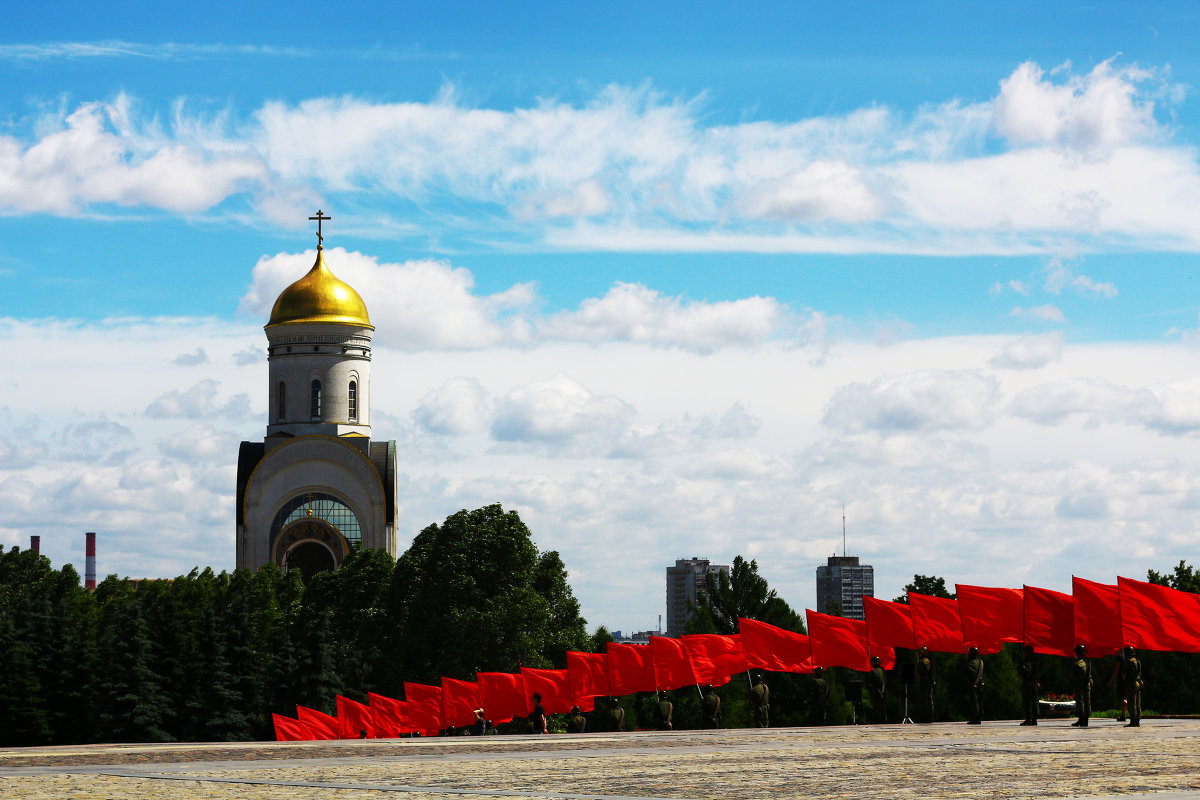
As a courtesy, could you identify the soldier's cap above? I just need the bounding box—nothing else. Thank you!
[474,708,484,714]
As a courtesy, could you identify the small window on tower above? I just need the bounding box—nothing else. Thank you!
[348,380,358,421]
[311,380,322,419]
[277,382,286,422]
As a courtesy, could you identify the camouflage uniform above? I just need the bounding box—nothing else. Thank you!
[1070,645,1092,727]
[750,675,770,728]
[964,646,985,724]
[1122,647,1142,728]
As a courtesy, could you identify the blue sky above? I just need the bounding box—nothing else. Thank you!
[4,2,1200,631]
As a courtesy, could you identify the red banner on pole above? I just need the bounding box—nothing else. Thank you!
[909,593,965,653]
[403,682,444,735]
[649,636,697,690]
[476,672,527,724]
[272,713,313,741]
[863,596,913,666]
[565,651,608,711]
[607,642,657,695]
[956,584,1023,654]
[441,677,483,729]
[738,618,813,674]
[1023,585,1074,657]
[295,705,338,740]
[521,668,573,714]
[336,695,375,739]
[682,634,745,686]
[1118,575,1200,653]
[1072,576,1122,656]
[368,692,408,737]
[806,609,871,671]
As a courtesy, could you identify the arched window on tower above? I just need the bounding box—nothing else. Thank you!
[348,380,358,422]
[277,381,286,422]
[310,380,322,419]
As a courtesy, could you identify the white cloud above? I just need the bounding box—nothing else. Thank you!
[145,379,252,420]
[414,377,492,435]
[1009,377,1200,435]
[1043,258,1118,298]
[491,374,635,444]
[1009,304,1067,323]
[173,347,208,366]
[0,59,1195,254]
[991,60,1160,151]
[990,332,1065,370]
[822,370,1001,433]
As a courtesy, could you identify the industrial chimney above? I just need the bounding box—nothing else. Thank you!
[30,535,40,555]
[85,531,96,590]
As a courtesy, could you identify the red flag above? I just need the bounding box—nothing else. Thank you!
[476,672,527,724]
[681,634,745,686]
[863,596,913,667]
[909,593,965,653]
[1119,576,1200,653]
[272,713,313,741]
[336,695,375,739]
[738,617,813,674]
[956,584,1024,655]
[649,636,697,690]
[441,677,482,729]
[607,642,656,695]
[521,668,573,715]
[806,609,871,671]
[1023,585,1074,657]
[403,682,444,735]
[296,705,338,740]
[1073,576,1122,656]
[368,692,408,737]
[565,651,608,711]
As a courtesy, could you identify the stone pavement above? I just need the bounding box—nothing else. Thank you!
[3,717,1200,799]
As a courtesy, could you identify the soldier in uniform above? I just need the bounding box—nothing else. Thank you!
[1019,645,1039,726]
[916,646,936,723]
[750,673,770,728]
[811,667,830,726]
[700,685,722,728]
[1122,646,1143,728]
[654,691,674,730]
[964,646,985,724]
[567,705,588,733]
[868,655,887,724]
[1070,644,1092,727]
[606,697,625,732]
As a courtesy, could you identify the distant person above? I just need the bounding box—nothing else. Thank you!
[1019,645,1039,726]
[810,667,830,726]
[567,705,588,733]
[750,673,770,728]
[964,646,984,724]
[1122,646,1143,728]
[916,646,936,723]
[701,685,721,728]
[654,691,674,730]
[529,692,547,734]
[868,655,887,724]
[606,697,625,732]
[1070,645,1092,728]
[471,708,487,736]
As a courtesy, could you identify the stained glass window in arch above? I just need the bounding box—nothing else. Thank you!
[269,493,361,548]
[348,380,357,421]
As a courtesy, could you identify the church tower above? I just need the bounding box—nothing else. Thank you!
[236,213,397,579]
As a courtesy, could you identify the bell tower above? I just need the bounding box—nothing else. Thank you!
[235,212,397,578]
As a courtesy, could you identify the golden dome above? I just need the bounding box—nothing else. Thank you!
[266,249,373,329]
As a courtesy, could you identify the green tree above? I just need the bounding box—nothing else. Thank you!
[385,504,589,684]
[894,574,954,602]
[686,556,804,635]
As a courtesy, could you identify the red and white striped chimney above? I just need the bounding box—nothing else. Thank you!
[30,535,40,555]
[85,531,96,589]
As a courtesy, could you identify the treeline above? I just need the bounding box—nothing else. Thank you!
[0,504,591,746]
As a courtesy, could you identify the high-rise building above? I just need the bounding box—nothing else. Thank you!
[815,555,874,620]
[666,557,729,636]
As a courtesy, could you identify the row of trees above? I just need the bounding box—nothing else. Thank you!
[2,508,1198,745]
[0,504,590,746]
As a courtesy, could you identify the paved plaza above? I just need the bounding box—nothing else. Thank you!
[3,718,1199,799]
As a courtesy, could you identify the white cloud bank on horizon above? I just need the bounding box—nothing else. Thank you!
[3,257,1200,630]
[0,58,1196,254]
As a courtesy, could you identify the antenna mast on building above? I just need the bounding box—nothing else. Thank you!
[842,503,847,558]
